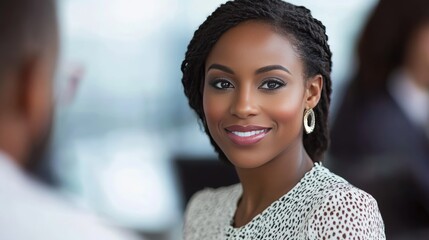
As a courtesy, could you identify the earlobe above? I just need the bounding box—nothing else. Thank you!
[305,75,323,109]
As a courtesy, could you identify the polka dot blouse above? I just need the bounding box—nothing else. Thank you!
[184,163,386,240]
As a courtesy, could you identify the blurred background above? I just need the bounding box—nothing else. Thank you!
[34,0,422,239]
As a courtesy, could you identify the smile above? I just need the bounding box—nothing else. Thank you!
[225,125,271,146]
[231,129,266,137]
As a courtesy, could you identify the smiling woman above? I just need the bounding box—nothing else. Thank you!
[203,21,314,170]
[181,0,386,239]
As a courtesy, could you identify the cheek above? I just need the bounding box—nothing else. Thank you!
[202,89,229,126]
[418,28,429,57]
[264,89,305,129]
[409,27,429,65]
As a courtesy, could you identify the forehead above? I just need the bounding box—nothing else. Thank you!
[205,21,302,75]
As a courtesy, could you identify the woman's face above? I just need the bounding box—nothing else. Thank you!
[203,21,322,169]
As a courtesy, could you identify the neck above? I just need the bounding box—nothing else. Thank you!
[234,141,314,226]
[404,65,429,91]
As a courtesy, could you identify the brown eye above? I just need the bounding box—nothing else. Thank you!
[211,79,234,89]
[259,78,286,90]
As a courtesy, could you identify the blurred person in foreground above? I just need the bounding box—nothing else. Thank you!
[329,0,429,238]
[0,1,143,239]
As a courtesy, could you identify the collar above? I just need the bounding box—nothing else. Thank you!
[0,150,20,172]
[0,150,28,185]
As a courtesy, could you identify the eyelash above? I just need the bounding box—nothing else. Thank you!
[209,78,286,90]
[210,79,234,89]
[259,78,286,90]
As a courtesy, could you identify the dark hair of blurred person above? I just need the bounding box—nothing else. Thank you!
[329,0,429,238]
[0,1,143,240]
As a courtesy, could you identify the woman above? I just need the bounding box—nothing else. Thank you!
[181,0,385,239]
[330,0,429,237]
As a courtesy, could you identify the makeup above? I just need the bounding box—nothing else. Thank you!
[225,125,271,146]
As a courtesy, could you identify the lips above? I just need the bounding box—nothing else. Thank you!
[225,125,271,146]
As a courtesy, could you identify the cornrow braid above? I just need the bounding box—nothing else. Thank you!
[181,0,333,162]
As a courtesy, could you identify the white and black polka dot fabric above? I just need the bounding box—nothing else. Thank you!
[184,163,386,239]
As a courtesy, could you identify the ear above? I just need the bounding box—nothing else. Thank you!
[304,74,323,109]
[16,56,54,139]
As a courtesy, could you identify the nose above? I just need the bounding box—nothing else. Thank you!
[230,86,259,119]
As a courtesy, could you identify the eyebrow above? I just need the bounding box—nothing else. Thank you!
[206,64,292,75]
[207,64,234,74]
[255,65,291,75]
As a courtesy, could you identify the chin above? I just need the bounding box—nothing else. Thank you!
[225,151,272,169]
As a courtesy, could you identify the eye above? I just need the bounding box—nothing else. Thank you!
[259,78,286,90]
[210,79,234,89]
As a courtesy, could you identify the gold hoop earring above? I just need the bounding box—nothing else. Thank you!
[304,108,315,134]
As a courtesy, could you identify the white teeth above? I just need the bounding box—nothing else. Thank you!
[231,130,265,137]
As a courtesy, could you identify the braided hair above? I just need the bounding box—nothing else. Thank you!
[181,0,332,163]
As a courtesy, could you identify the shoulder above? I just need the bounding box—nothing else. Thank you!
[185,184,241,221]
[183,184,241,239]
[307,170,386,239]
[187,184,240,208]
[0,179,142,240]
